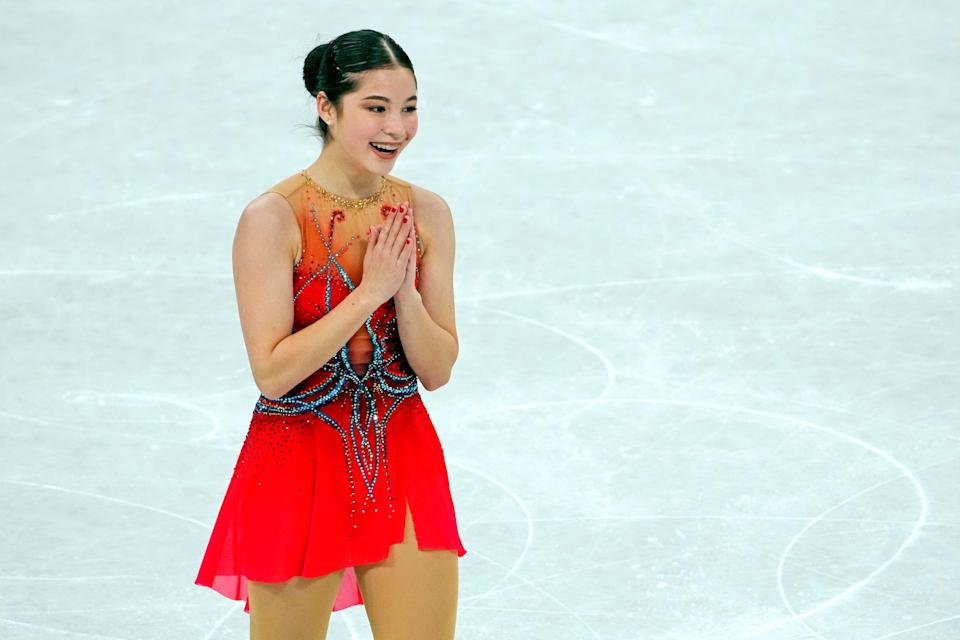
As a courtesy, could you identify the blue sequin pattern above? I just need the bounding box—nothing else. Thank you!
[250,172,424,534]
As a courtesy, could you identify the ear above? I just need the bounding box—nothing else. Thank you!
[316,91,334,126]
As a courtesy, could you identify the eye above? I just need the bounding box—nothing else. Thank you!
[366,106,418,113]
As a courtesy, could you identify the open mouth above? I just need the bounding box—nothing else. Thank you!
[370,142,399,158]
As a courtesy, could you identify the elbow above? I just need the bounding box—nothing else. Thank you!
[251,348,292,399]
[264,379,294,400]
[421,377,448,392]
[421,365,454,392]
[419,338,458,392]
[257,379,281,400]
[254,370,286,400]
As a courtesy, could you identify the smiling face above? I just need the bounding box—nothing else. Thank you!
[318,66,419,176]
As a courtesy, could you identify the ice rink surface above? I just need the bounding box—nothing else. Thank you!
[1,1,957,639]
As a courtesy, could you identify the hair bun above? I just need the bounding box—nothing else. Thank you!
[303,44,327,96]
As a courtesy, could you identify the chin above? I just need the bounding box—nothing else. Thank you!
[369,158,398,172]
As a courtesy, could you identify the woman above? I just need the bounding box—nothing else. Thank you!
[194,29,467,640]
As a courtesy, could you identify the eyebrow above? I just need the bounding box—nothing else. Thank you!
[362,95,418,102]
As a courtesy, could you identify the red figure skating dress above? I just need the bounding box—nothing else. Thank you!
[194,170,467,613]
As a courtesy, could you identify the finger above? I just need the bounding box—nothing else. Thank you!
[389,207,412,258]
[397,204,415,248]
[393,210,411,257]
[386,207,403,241]
[372,212,392,252]
[399,232,414,265]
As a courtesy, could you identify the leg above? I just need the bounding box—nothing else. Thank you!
[247,569,345,640]
[354,502,460,640]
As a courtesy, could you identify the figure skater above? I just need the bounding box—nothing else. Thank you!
[194,28,467,640]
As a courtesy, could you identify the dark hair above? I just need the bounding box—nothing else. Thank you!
[302,30,416,145]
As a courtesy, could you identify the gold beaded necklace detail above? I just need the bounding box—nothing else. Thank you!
[300,170,387,209]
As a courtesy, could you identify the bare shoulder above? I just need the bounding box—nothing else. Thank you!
[243,191,297,226]
[409,183,454,257]
[238,192,301,265]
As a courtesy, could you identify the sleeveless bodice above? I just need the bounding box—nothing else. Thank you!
[254,170,424,398]
[194,170,467,613]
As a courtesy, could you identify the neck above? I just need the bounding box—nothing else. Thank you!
[305,145,384,199]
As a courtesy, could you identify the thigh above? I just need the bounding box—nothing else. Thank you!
[247,570,345,640]
[355,503,460,640]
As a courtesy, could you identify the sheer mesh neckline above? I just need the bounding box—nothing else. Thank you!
[299,170,389,209]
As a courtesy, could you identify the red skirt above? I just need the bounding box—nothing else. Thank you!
[193,390,467,613]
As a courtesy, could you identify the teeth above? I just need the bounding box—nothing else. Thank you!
[371,143,399,151]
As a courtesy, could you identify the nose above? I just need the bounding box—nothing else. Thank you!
[383,111,405,139]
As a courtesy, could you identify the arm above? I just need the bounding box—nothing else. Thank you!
[393,189,459,391]
[232,194,380,399]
